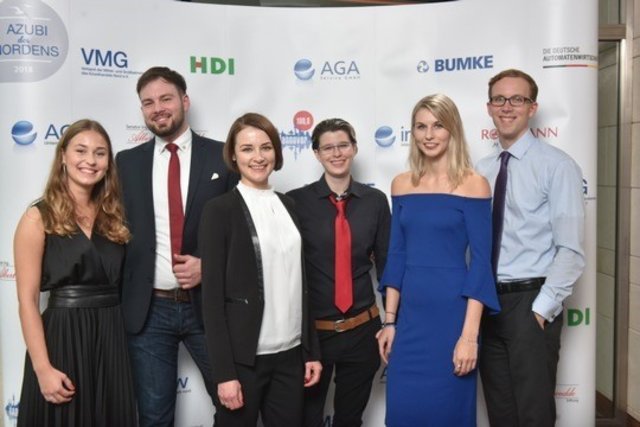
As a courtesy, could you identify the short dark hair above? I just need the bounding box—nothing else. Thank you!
[311,118,357,150]
[136,66,187,96]
[488,68,538,101]
[223,113,284,173]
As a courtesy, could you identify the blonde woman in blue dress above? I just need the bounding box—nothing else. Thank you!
[377,94,500,426]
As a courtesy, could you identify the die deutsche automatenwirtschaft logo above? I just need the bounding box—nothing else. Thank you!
[0,0,69,82]
[11,120,37,145]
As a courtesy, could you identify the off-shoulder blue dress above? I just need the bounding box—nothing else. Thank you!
[380,194,500,427]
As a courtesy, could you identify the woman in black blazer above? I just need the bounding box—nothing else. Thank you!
[199,113,321,426]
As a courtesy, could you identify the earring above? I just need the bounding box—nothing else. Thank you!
[62,163,67,174]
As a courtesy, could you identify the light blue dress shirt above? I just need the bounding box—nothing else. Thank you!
[476,132,585,322]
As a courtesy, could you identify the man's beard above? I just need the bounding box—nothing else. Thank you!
[147,111,185,140]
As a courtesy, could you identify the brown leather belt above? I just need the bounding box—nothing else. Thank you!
[315,304,379,333]
[153,288,190,303]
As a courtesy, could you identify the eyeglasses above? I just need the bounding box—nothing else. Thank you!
[489,95,533,107]
[317,142,353,155]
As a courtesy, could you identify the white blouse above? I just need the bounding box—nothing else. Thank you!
[237,182,303,355]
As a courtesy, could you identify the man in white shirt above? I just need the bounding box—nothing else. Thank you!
[116,66,237,427]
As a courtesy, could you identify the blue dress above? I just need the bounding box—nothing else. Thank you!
[380,194,500,427]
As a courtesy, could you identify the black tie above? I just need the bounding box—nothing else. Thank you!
[492,151,511,278]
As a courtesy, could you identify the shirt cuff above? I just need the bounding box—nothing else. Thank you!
[532,290,563,322]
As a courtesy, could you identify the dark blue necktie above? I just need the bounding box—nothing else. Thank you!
[492,151,511,278]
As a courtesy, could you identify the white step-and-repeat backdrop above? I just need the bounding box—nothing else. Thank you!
[1,0,597,425]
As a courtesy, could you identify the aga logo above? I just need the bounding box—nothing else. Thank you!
[294,59,315,80]
[294,58,360,81]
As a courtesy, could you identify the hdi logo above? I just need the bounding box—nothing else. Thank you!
[190,56,235,75]
[567,308,590,326]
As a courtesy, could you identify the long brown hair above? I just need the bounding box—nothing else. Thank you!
[408,94,472,190]
[39,119,130,244]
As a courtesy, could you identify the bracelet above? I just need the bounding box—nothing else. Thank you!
[385,311,397,316]
[459,336,478,344]
[381,322,396,328]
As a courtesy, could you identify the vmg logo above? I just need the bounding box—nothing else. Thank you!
[81,48,128,68]
[191,56,235,75]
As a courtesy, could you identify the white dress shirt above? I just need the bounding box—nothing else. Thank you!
[152,129,192,290]
[237,182,303,355]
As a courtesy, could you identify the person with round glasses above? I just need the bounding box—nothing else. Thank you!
[287,118,391,427]
[477,68,585,427]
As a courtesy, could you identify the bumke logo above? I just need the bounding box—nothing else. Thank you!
[294,58,360,81]
[416,60,429,73]
[0,0,69,83]
[11,120,37,145]
[190,56,235,75]
[417,55,494,73]
[280,110,313,159]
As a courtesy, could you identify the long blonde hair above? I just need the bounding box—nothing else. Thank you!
[408,94,472,190]
[39,119,130,244]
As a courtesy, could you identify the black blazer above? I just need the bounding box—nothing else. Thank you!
[199,188,320,384]
[116,132,237,334]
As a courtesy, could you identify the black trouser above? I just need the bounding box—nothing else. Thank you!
[214,346,304,427]
[480,289,563,427]
[304,317,381,427]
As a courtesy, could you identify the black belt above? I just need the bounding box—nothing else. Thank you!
[496,277,546,294]
[48,285,119,308]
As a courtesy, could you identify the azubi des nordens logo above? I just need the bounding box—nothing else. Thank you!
[0,0,69,82]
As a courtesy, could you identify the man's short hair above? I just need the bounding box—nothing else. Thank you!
[488,68,538,101]
[136,66,187,96]
[311,118,357,151]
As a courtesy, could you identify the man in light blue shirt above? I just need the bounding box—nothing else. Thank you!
[476,69,585,427]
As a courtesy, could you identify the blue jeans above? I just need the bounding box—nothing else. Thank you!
[128,296,215,427]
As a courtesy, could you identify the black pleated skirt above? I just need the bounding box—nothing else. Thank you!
[17,305,137,427]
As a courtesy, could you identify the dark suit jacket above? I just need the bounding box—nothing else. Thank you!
[116,131,237,334]
[199,188,321,384]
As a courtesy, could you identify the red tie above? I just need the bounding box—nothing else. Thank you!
[166,143,184,265]
[330,195,352,313]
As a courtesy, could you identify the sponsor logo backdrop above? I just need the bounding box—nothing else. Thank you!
[0,0,597,425]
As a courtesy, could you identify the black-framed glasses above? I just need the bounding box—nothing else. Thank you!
[489,95,533,107]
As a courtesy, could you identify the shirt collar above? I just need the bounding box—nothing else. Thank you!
[155,127,193,154]
[497,131,536,162]
[313,174,361,199]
